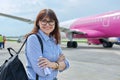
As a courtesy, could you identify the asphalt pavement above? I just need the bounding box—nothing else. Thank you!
[0,41,120,80]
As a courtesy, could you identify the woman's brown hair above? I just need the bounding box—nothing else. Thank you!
[27,9,61,44]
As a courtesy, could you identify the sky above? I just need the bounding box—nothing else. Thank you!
[0,0,120,36]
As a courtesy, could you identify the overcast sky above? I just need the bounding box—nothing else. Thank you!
[0,0,120,36]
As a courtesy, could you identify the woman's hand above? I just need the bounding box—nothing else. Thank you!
[37,57,53,68]
[57,54,65,62]
[56,54,66,70]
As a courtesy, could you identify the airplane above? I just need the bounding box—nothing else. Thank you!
[0,10,120,48]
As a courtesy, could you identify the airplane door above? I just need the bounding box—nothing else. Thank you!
[102,17,110,27]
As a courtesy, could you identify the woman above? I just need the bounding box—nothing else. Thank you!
[25,9,69,80]
[3,36,6,48]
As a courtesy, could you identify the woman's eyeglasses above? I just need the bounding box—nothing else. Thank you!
[40,19,55,26]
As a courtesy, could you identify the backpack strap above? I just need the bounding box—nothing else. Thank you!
[7,36,27,56]
[35,34,43,80]
[17,34,43,54]
[35,34,43,53]
[17,37,27,54]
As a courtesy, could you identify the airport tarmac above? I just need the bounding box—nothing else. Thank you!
[0,41,120,80]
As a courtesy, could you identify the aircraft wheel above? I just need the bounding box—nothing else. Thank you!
[67,41,73,48]
[72,41,78,48]
[103,42,113,48]
[108,42,113,48]
[103,42,109,48]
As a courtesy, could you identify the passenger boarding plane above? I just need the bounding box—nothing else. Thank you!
[0,10,120,48]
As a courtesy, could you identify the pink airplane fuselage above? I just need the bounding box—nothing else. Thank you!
[70,11,120,39]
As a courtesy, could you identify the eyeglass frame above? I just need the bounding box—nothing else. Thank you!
[40,19,55,26]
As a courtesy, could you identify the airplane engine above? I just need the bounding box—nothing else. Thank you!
[108,37,118,42]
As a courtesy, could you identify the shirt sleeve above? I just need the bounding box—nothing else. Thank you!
[26,34,51,77]
[58,44,70,72]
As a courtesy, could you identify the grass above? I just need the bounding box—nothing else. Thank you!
[61,38,87,43]
[6,38,87,43]
[6,39,17,42]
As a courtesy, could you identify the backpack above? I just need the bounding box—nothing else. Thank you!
[0,34,43,80]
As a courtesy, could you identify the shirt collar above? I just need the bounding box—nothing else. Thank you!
[38,29,54,41]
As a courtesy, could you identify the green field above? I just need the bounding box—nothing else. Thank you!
[6,37,87,43]
[61,38,87,43]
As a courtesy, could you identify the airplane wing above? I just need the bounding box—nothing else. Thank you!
[60,26,86,35]
[73,29,106,38]
[69,29,86,34]
[61,27,106,38]
[0,13,73,34]
[0,13,69,33]
[0,13,34,24]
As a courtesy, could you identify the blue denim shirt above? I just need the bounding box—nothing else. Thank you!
[25,30,69,80]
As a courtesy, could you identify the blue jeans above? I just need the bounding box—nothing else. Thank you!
[53,77,57,80]
[0,42,3,48]
[0,42,1,48]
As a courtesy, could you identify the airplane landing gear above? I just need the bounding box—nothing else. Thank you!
[102,42,113,48]
[67,41,78,48]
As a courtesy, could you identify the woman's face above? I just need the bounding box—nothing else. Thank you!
[38,17,55,36]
